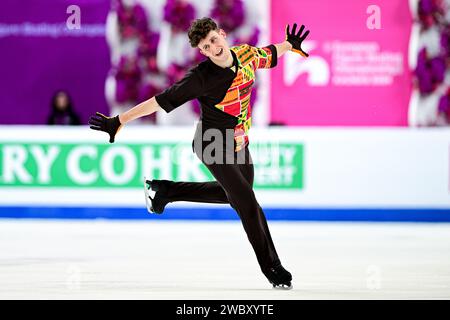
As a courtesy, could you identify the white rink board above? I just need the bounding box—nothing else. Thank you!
[0,126,449,208]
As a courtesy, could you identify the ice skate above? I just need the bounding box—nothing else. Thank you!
[144,178,171,214]
[264,265,293,290]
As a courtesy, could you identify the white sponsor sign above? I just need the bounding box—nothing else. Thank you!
[0,126,449,208]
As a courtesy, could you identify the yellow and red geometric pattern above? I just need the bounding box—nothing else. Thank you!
[215,44,274,151]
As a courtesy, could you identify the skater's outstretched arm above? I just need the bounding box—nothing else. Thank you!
[88,97,162,143]
[119,96,162,125]
[89,58,204,143]
[272,23,310,59]
[274,40,293,58]
[283,23,310,57]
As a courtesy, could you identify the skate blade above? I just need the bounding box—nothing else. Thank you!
[272,283,293,290]
[144,177,159,214]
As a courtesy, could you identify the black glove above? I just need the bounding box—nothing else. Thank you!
[88,112,122,143]
[285,23,310,57]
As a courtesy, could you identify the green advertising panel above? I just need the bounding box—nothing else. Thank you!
[0,142,303,189]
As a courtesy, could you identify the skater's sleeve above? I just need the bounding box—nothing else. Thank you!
[155,69,204,113]
[250,45,278,69]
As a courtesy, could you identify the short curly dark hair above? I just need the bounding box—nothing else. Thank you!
[188,17,219,48]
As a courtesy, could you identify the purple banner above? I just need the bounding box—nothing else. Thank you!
[0,0,110,124]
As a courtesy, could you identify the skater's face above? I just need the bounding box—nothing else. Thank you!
[197,29,231,64]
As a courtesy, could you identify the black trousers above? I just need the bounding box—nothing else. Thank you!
[164,145,281,274]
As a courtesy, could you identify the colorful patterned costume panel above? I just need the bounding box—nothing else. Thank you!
[216,45,275,151]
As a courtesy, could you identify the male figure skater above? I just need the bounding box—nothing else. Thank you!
[89,17,309,289]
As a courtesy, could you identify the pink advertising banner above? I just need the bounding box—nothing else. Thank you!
[270,0,413,126]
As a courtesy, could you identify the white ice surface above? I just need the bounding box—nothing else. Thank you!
[0,219,449,299]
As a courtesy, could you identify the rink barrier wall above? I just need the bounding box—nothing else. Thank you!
[1,126,449,221]
[0,206,450,222]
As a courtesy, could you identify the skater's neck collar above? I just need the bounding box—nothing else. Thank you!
[208,49,238,74]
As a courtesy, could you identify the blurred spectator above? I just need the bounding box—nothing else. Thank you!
[105,0,266,126]
[409,0,450,126]
[47,91,81,125]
